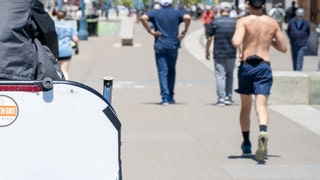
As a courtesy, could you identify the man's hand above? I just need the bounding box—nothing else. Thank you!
[238,52,243,61]
[177,31,187,40]
[151,30,162,37]
[205,51,210,60]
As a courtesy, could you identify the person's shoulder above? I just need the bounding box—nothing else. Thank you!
[237,15,251,23]
[240,15,275,25]
[242,15,263,24]
[212,16,220,22]
[146,9,158,18]
[262,15,280,25]
[269,8,275,13]
[57,21,74,28]
[288,17,296,23]
[220,16,236,22]
[303,18,310,25]
[54,20,62,26]
[158,7,175,13]
[263,14,276,20]
[303,18,310,22]
[228,16,237,21]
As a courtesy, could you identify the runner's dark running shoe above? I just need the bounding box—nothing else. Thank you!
[241,142,252,156]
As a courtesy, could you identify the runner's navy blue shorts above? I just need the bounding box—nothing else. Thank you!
[235,57,273,95]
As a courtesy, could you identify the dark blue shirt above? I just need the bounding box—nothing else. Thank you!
[207,15,236,60]
[147,7,185,49]
[287,17,310,47]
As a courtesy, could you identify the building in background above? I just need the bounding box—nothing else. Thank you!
[297,0,319,24]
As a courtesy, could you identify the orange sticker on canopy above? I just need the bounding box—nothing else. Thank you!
[0,95,19,127]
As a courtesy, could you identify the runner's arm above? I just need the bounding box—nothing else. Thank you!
[232,20,245,48]
[271,26,287,53]
[232,20,245,60]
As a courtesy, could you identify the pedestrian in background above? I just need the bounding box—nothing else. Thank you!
[140,0,191,105]
[284,1,297,24]
[232,0,287,160]
[196,4,204,19]
[51,2,58,17]
[55,9,79,80]
[237,3,248,19]
[287,8,310,71]
[200,5,215,38]
[229,4,238,19]
[269,2,285,31]
[205,1,236,107]
[75,7,82,32]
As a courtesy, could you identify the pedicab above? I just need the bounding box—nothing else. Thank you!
[0,77,122,180]
[0,1,121,179]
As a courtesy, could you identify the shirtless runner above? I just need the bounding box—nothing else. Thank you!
[232,0,287,161]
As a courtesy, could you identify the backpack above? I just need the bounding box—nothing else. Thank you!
[271,8,283,23]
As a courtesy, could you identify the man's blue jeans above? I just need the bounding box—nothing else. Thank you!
[155,48,178,100]
[290,45,307,71]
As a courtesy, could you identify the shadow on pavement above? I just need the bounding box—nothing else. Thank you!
[228,154,281,164]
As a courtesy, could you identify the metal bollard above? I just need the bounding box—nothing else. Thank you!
[103,76,113,104]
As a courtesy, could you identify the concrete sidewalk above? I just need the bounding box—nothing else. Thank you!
[70,19,320,180]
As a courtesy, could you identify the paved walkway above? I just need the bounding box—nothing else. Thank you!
[69,18,320,180]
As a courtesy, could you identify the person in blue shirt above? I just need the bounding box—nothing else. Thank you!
[55,9,79,80]
[287,8,310,71]
[141,0,191,105]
